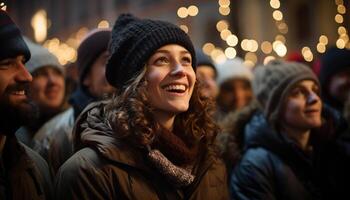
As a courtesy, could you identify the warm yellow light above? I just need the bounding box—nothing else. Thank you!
[277,22,288,34]
[340,34,349,43]
[177,7,188,18]
[275,34,286,43]
[225,47,237,59]
[241,39,249,51]
[261,41,273,54]
[301,47,313,62]
[180,25,188,33]
[76,27,89,41]
[97,20,109,28]
[226,34,238,46]
[338,26,347,35]
[270,0,280,9]
[273,41,287,57]
[335,14,344,23]
[216,20,229,32]
[220,29,232,40]
[31,9,47,43]
[219,0,231,8]
[273,10,283,21]
[249,40,259,52]
[243,60,255,68]
[317,43,326,53]
[211,48,226,64]
[202,43,215,55]
[335,0,344,6]
[245,52,257,64]
[188,5,199,16]
[219,6,230,16]
[337,5,346,14]
[319,35,328,45]
[264,56,276,65]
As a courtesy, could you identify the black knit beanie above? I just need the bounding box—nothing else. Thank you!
[253,60,320,125]
[106,13,196,89]
[0,10,30,62]
[77,28,111,85]
[195,48,217,78]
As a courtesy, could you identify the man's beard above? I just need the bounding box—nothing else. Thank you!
[0,83,39,135]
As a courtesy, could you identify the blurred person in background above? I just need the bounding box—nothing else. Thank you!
[195,49,218,99]
[229,60,350,199]
[0,10,52,200]
[55,13,229,199]
[319,47,350,113]
[215,58,253,122]
[33,28,115,175]
[16,38,66,149]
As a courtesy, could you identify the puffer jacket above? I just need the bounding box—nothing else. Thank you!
[0,136,53,200]
[229,107,350,200]
[55,101,229,200]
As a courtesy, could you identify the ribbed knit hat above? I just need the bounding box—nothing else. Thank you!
[77,28,111,85]
[106,13,196,89]
[24,37,63,74]
[195,48,217,78]
[0,10,30,62]
[253,60,320,124]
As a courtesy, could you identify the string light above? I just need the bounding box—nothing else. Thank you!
[177,7,188,18]
[188,5,199,16]
[202,43,215,55]
[225,47,237,59]
[179,25,189,33]
[97,20,109,28]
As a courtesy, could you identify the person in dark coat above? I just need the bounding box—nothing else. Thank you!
[229,60,350,200]
[33,28,115,175]
[55,13,229,200]
[0,10,52,200]
[319,47,350,113]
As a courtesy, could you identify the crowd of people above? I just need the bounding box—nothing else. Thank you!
[1,9,350,200]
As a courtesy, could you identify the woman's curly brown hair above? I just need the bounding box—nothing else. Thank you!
[105,67,218,148]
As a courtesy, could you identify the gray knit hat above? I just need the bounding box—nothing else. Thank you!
[253,60,320,124]
[24,37,63,74]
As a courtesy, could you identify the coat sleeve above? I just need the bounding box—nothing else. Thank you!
[54,148,116,200]
[230,148,277,200]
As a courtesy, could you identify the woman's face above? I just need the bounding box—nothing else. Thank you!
[282,80,322,130]
[146,44,196,115]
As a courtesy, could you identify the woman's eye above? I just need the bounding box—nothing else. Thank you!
[182,56,192,65]
[155,57,169,65]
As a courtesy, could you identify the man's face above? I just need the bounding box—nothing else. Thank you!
[0,55,38,134]
[83,51,115,97]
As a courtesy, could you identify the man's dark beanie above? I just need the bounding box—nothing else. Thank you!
[195,48,217,78]
[106,13,196,89]
[0,10,30,62]
[77,28,111,85]
[320,47,350,86]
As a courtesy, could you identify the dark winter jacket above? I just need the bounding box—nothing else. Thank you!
[0,136,53,200]
[229,108,350,200]
[55,101,229,200]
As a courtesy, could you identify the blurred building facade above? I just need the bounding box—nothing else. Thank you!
[2,0,349,66]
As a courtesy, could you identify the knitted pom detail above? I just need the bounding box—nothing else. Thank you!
[113,13,137,29]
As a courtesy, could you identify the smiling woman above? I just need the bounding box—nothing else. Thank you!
[55,13,229,200]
